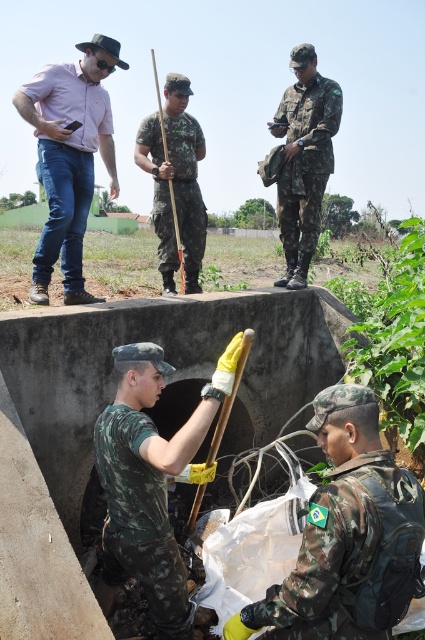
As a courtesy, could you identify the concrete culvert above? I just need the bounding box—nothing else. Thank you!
[0,287,355,639]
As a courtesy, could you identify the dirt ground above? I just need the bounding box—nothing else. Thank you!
[0,255,380,310]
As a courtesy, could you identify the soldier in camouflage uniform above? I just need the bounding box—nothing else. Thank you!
[134,73,207,296]
[223,383,425,640]
[270,44,343,290]
[93,334,243,640]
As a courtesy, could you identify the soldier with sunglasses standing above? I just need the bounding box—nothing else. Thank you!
[269,44,343,290]
[12,34,129,306]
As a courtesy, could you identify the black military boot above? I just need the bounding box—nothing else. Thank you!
[286,251,313,290]
[274,251,298,287]
[162,271,177,297]
[185,270,203,294]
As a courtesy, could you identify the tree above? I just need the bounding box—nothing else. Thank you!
[101,189,115,213]
[233,199,275,229]
[22,191,37,207]
[388,219,409,236]
[321,193,360,239]
[0,191,37,210]
[8,193,24,208]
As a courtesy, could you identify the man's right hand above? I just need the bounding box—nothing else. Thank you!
[267,122,288,138]
[159,161,175,180]
[38,119,73,140]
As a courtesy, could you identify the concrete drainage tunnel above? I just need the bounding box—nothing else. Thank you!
[0,286,356,639]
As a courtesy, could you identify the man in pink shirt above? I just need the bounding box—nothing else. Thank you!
[12,34,129,306]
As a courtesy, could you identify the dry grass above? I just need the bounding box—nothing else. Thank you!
[0,228,383,312]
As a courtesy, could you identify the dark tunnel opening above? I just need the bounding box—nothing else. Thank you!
[81,378,257,541]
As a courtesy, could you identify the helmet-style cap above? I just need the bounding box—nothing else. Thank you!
[165,73,194,95]
[306,384,377,432]
[289,43,316,68]
[112,342,175,376]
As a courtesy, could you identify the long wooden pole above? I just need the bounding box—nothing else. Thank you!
[151,49,185,294]
[186,328,255,532]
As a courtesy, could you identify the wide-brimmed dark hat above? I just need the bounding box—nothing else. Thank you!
[75,34,129,70]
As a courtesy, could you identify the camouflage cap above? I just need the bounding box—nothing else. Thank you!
[112,342,176,376]
[289,43,317,68]
[306,384,377,432]
[165,73,194,96]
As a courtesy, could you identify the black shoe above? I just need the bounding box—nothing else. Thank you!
[274,268,295,288]
[274,250,298,287]
[64,290,106,305]
[29,282,49,305]
[185,282,203,294]
[162,286,177,297]
[286,269,308,290]
[185,270,203,295]
[161,271,177,297]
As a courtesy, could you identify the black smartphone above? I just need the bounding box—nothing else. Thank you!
[268,122,289,130]
[64,120,83,132]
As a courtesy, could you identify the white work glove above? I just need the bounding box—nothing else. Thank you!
[174,462,217,485]
[211,332,243,395]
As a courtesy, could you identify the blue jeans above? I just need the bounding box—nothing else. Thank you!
[34,140,94,292]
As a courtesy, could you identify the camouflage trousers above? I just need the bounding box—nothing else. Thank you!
[101,523,194,640]
[152,180,208,273]
[276,172,329,254]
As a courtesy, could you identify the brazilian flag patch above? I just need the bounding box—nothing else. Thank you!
[307,503,329,529]
[332,89,342,96]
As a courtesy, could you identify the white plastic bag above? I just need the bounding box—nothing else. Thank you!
[194,441,317,635]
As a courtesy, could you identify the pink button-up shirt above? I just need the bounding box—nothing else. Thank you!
[20,61,114,153]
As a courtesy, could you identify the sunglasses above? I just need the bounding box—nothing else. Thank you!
[290,64,309,73]
[93,51,116,74]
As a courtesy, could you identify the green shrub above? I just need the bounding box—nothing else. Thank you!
[341,218,425,452]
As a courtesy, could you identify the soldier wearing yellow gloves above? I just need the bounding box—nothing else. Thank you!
[93,333,243,640]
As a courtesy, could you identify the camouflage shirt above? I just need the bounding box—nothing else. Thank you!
[274,73,343,174]
[251,451,421,640]
[135,111,205,179]
[93,405,170,541]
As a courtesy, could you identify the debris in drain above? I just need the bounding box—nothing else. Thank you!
[80,470,222,640]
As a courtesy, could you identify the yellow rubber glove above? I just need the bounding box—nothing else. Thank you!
[212,332,243,395]
[223,612,260,640]
[217,332,244,372]
[174,462,217,485]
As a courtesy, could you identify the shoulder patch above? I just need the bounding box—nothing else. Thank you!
[307,502,329,529]
[332,89,342,96]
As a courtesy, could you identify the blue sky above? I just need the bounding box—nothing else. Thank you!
[2,0,424,221]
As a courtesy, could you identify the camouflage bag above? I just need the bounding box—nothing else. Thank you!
[339,468,425,631]
[257,145,285,187]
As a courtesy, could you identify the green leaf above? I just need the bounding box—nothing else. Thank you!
[409,415,425,452]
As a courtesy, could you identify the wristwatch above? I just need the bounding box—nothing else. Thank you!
[151,166,159,177]
[201,383,226,403]
[296,139,304,148]
[240,605,262,630]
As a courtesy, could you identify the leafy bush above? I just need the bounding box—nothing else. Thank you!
[324,277,378,321]
[340,218,425,452]
[314,229,332,259]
